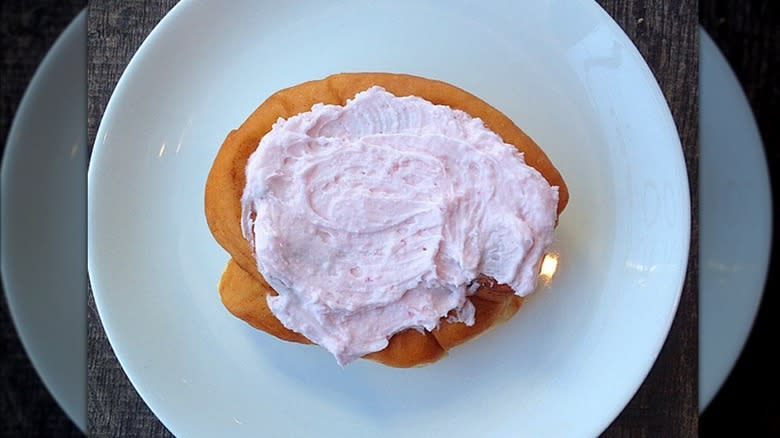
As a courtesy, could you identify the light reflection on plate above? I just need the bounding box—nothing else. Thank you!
[88,1,689,436]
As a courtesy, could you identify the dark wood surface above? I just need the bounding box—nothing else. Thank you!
[598,2,699,437]
[86,1,698,436]
[87,3,179,433]
[699,1,780,436]
[0,2,85,437]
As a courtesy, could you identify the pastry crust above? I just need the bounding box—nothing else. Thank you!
[205,72,568,367]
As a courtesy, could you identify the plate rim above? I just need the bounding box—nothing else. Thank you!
[87,1,692,436]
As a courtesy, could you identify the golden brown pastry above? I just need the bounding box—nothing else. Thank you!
[205,72,568,367]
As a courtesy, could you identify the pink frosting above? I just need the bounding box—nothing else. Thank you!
[241,86,559,365]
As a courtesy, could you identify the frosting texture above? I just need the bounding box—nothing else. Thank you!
[241,86,558,364]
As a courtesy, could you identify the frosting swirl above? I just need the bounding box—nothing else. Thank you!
[242,86,558,365]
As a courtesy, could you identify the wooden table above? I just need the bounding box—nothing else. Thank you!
[699,2,780,435]
[7,1,779,437]
[83,1,698,436]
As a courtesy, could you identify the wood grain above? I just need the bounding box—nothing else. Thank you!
[87,2,178,436]
[86,1,699,436]
[595,3,699,437]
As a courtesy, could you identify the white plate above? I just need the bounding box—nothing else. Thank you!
[88,1,689,437]
[0,10,86,432]
[698,28,772,411]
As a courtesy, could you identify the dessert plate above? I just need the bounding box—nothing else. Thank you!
[88,1,690,436]
[698,28,772,411]
[0,10,86,432]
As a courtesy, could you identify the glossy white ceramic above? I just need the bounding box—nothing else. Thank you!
[88,1,689,436]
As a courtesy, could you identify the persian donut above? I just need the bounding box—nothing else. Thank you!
[205,72,568,367]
